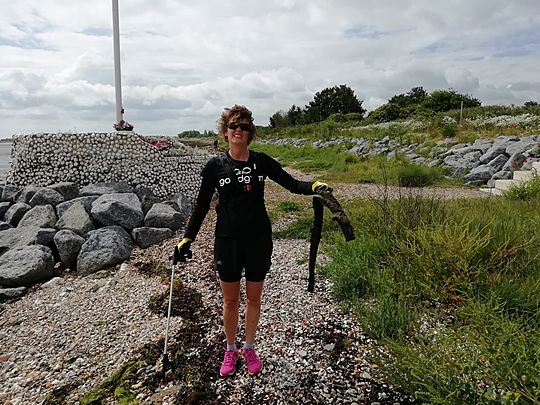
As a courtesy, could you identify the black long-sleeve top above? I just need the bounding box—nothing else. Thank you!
[184,151,315,240]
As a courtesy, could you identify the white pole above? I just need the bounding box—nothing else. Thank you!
[112,0,123,124]
[460,101,464,124]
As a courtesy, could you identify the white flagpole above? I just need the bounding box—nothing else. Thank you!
[112,0,123,124]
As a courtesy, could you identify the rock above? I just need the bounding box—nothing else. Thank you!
[144,203,183,231]
[18,205,58,228]
[0,221,11,231]
[505,137,538,156]
[91,193,144,231]
[29,189,65,207]
[15,185,43,204]
[0,245,54,287]
[464,165,495,186]
[131,227,174,249]
[54,229,85,270]
[174,193,192,220]
[134,185,161,215]
[0,202,11,219]
[56,196,99,218]
[3,202,31,226]
[80,182,133,196]
[41,277,64,289]
[56,201,95,236]
[48,182,80,201]
[479,144,507,164]
[1,185,21,203]
[487,170,513,187]
[0,226,56,250]
[501,152,526,172]
[487,154,509,172]
[0,287,27,300]
[77,226,133,275]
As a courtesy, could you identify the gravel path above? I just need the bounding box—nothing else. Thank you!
[0,178,487,404]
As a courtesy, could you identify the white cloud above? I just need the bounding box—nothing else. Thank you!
[1,0,540,138]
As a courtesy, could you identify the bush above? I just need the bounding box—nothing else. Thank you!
[504,176,540,201]
[396,162,441,187]
[441,123,458,138]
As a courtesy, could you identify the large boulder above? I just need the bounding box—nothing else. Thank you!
[77,226,133,275]
[131,227,173,249]
[56,201,95,236]
[48,182,80,201]
[0,202,11,219]
[29,189,65,207]
[0,245,54,287]
[80,182,133,196]
[144,203,183,231]
[134,185,161,215]
[0,226,56,251]
[56,196,99,218]
[0,287,27,301]
[4,202,31,227]
[18,205,58,228]
[1,185,21,203]
[15,185,43,204]
[464,165,496,186]
[54,229,85,270]
[91,193,144,231]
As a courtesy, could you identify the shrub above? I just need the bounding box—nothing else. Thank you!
[504,176,540,201]
[441,123,458,138]
[396,162,441,187]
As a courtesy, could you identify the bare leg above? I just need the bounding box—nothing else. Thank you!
[220,280,240,346]
[244,281,264,344]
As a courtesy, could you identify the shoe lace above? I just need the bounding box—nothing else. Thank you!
[244,349,258,365]
[223,350,236,367]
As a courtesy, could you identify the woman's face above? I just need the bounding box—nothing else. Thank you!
[226,116,251,147]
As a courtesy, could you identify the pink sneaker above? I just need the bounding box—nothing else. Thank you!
[219,349,239,377]
[242,348,263,375]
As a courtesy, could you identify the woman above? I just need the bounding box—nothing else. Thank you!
[174,105,331,377]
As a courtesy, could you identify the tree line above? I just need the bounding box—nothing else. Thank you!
[269,84,537,129]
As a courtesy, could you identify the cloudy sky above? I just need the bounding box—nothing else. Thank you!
[1,0,539,138]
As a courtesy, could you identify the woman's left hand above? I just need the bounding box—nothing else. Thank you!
[312,181,333,193]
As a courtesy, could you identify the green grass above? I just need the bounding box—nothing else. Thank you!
[250,143,449,186]
[274,193,540,404]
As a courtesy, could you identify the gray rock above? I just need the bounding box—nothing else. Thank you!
[15,185,43,204]
[77,226,133,275]
[1,185,21,203]
[4,202,31,227]
[0,226,56,251]
[144,203,183,230]
[464,165,496,185]
[487,154,509,172]
[175,193,192,220]
[479,144,507,164]
[501,152,526,172]
[91,193,144,231]
[56,196,98,218]
[471,138,493,154]
[29,189,65,207]
[0,201,11,219]
[487,170,513,187]
[80,182,133,196]
[48,182,79,200]
[0,221,11,231]
[18,205,58,228]
[54,229,85,270]
[506,137,538,156]
[0,287,27,300]
[134,185,161,215]
[0,245,54,287]
[56,201,95,236]
[131,227,173,249]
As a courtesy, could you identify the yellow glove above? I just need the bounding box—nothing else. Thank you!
[312,180,333,193]
[174,237,192,264]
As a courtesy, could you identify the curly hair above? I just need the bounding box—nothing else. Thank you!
[217,104,257,144]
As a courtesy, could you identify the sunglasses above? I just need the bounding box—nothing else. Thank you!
[227,123,251,131]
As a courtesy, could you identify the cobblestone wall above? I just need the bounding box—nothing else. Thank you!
[7,132,210,200]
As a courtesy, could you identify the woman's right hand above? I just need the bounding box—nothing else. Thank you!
[173,237,192,264]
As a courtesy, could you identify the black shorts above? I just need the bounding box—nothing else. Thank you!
[214,235,273,282]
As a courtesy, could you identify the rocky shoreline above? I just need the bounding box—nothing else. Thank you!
[0,200,416,404]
